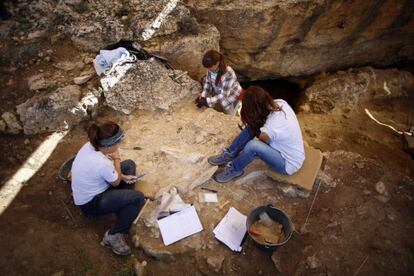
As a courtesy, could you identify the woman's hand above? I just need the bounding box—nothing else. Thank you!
[259,132,270,144]
[196,97,208,108]
[107,150,121,162]
[122,174,137,184]
[194,95,202,103]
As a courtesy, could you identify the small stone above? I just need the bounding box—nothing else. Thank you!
[235,170,267,186]
[74,73,93,85]
[374,195,389,203]
[187,152,204,164]
[206,255,225,272]
[83,57,94,64]
[355,162,364,169]
[375,181,388,196]
[132,234,140,248]
[27,30,45,40]
[306,255,319,269]
[50,270,64,276]
[27,74,46,90]
[6,78,14,86]
[356,205,367,216]
[363,190,371,195]
[271,252,283,272]
[0,119,6,132]
[24,139,30,145]
[299,103,310,113]
[1,112,22,134]
[280,185,298,198]
[327,221,339,228]
[387,214,395,221]
[54,61,85,71]
[195,135,204,144]
[134,259,147,276]
[232,189,248,201]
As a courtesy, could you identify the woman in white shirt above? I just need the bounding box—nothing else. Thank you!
[71,121,145,256]
[195,50,242,115]
[208,86,305,183]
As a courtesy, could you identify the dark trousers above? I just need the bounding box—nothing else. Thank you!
[80,159,145,234]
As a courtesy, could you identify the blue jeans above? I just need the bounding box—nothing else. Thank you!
[228,128,288,174]
[80,159,145,234]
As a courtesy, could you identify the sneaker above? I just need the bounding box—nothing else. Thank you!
[213,162,244,183]
[208,148,234,166]
[101,230,131,256]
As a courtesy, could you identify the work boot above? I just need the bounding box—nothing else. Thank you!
[208,148,234,166]
[101,230,131,256]
[213,162,244,183]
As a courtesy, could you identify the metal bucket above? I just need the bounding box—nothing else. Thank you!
[246,204,293,251]
[58,156,75,183]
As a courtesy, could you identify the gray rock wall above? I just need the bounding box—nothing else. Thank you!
[187,0,414,80]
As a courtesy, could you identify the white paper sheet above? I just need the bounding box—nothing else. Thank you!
[157,205,203,246]
[213,207,247,252]
[199,192,218,203]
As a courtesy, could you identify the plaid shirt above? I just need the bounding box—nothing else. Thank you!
[200,66,242,110]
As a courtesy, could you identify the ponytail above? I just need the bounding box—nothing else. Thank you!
[215,54,227,86]
[88,124,100,150]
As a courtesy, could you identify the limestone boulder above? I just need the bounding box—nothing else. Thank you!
[16,85,98,134]
[55,0,197,52]
[187,0,414,79]
[1,112,22,134]
[54,0,133,51]
[143,24,220,80]
[128,0,192,40]
[103,58,201,114]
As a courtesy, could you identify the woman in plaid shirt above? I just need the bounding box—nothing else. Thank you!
[195,50,242,115]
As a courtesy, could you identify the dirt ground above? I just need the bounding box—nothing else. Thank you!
[0,37,414,276]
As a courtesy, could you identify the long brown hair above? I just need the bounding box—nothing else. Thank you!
[202,50,227,86]
[88,121,120,150]
[241,86,281,134]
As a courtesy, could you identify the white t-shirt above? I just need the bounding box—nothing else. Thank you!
[71,142,118,205]
[260,100,305,175]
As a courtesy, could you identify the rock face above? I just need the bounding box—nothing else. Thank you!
[103,59,201,114]
[187,0,414,79]
[301,67,414,114]
[16,86,98,134]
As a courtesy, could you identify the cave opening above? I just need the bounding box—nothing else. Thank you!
[240,78,306,112]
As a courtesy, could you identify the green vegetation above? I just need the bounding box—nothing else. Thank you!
[44,84,58,93]
[73,1,89,14]
[114,266,135,276]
